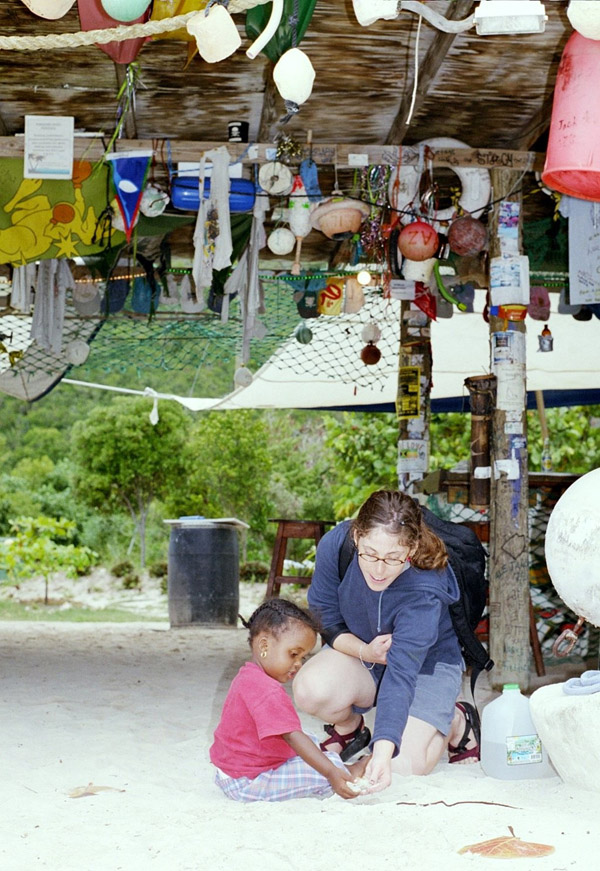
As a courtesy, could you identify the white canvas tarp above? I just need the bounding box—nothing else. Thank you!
[64,289,600,412]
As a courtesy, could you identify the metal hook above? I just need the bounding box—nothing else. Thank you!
[552,616,586,658]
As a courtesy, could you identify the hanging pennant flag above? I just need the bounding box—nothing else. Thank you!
[105,150,152,242]
[77,0,149,63]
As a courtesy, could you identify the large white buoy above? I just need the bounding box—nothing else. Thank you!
[544,467,600,626]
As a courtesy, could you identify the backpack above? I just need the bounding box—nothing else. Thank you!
[337,506,494,695]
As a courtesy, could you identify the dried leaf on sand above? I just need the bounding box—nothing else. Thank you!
[458,834,555,858]
[69,783,126,799]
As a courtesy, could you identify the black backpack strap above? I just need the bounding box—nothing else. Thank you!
[337,528,356,580]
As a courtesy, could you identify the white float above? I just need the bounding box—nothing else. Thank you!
[388,136,491,225]
[530,683,600,793]
[529,468,600,792]
[545,467,600,626]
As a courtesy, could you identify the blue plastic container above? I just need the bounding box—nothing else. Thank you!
[170,176,256,213]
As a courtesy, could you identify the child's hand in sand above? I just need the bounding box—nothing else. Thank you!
[328,753,371,799]
[328,767,368,799]
[346,754,374,794]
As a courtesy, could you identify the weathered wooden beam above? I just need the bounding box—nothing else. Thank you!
[488,167,531,690]
[257,61,280,144]
[509,93,554,151]
[386,0,476,145]
[0,137,545,171]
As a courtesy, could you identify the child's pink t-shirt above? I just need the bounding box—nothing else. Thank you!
[210,661,302,779]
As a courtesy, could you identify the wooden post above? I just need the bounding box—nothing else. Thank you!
[464,373,496,510]
[396,302,431,493]
[488,169,531,690]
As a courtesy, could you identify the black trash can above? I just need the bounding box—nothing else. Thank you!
[165,518,243,627]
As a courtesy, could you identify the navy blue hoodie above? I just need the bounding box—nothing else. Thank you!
[307,521,461,755]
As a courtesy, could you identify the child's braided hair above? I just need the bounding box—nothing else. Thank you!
[239,597,321,648]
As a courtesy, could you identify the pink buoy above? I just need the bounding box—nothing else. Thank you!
[398,220,439,262]
[542,31,600,201]
[447,216,487,256]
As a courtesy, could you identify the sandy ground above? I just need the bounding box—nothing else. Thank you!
[1,579,599,871]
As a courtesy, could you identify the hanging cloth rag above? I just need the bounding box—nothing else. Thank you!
[192,146,233,299]
[239,191,269,363]
[563,670,600,695]
[11,263,37,312]
[30,259,66,355]
[179,273,205,313]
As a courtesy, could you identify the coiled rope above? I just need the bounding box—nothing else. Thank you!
[0,0,269,52]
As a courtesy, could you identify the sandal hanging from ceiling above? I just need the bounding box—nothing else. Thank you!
[448,701,481,763]
[319,715,371,762]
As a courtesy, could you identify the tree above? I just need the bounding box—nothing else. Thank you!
[323,412,399,518]
[1,515,97,605]
[166,410,273,558]
[71,397,190,567]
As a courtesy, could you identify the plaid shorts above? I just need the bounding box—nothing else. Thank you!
[213,737,347,802]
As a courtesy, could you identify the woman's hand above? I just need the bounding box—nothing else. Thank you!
[363,634,392,665]
[363,739,395,793]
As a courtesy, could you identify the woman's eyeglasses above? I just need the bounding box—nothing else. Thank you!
[357,553,408,567]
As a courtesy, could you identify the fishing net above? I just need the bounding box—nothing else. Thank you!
[0,271,400,402]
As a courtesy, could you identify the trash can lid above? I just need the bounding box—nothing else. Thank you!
[164,516,250,530]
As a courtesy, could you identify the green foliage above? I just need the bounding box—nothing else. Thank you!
[323,412,398,518]
[121,573,141,590]
[148,560,168,578]
[429,413,471,469]
[13,427,65,465]
[71,397,191,566]
[526,405,600,473]
[263,410,335,527]
[240,560,269,583]
[0,515,98,604]
[0,474,45,533]
[167,409,273,544]
[111,560,134,578]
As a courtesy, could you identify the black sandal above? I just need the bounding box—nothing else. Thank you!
[448,701,481,763]
[320,715,372,762]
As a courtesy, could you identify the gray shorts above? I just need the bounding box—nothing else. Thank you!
[408,660,463,735]
[354,660,463,737]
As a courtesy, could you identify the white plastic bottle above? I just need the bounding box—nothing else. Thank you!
[480,683,555,780]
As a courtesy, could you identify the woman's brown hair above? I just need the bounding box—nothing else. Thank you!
[351,490,448,570]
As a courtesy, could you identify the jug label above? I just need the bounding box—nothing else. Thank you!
[506,734,543,765]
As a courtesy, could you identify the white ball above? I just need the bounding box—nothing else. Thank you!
[140,184,169,218]
[64,340,90,366]
[234,366,253,388]
[361,322,382,344]
[101,0,151,22]
[545,468,600,626]
[267,227,296,255]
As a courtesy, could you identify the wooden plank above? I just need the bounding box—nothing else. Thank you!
[0,137,545,171]
[386,0,477,145]
[488,167,531,691]
[511,92,555,151]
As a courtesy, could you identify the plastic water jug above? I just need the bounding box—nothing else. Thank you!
[480,683,555,780]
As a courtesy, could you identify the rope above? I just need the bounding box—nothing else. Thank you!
[0,0,270,52]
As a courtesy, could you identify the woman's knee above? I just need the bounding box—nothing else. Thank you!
[293,666,327,713]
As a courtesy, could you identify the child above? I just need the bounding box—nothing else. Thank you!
[209,598,370,801]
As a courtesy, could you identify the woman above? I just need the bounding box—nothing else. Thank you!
[293,490,480,794]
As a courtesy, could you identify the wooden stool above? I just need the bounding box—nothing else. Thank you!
[265,519,334,598]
